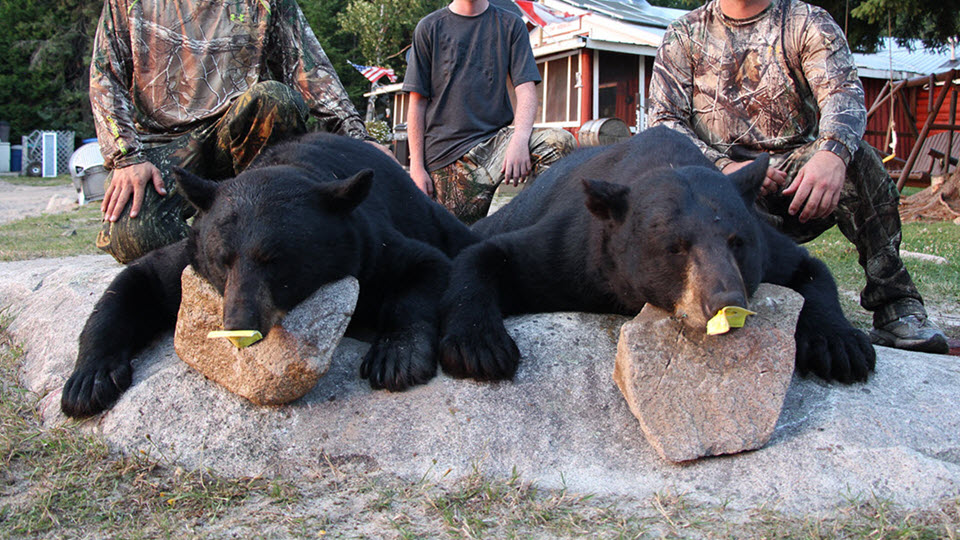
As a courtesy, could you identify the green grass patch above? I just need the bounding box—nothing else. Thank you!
[1,174,73,187]
[0,204,103,261]
[0,318,272,537]
[805,222,960,336]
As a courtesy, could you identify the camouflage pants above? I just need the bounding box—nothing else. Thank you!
[758,141,925,326]
[97,81,309,264]
[432,126,577,223]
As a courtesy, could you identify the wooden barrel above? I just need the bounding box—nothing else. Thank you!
[578,118,631,147]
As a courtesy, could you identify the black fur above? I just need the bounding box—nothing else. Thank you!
[61,133,478,418]
[440,125,875,384]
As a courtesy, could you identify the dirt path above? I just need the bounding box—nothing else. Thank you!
[0,177,79,225]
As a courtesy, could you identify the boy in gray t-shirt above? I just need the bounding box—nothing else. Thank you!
[403,0,575,223]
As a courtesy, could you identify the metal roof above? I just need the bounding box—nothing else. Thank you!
[853,40,959,79]
[555,0,685,28]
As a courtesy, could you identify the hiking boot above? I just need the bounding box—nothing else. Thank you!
[870,315,949,354]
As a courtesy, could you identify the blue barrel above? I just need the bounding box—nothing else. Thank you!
[10,145,22,172]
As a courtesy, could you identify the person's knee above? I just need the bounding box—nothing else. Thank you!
[245,81,308,119]
[531,128,577,166]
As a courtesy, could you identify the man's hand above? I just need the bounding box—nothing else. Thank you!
[502,135,532,187]
[782,150,846,223]
[410,165,434,197]
[722,160,788,196]
[102,161,165,222]
[365,140,401,164]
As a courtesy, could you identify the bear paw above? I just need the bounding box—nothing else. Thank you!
[60,360,133,418]
[795,321,876,384]
[360,329,438,391]
[439,317,520,382]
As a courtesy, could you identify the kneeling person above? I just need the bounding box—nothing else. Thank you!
[403,0,576,223]
[91,0,387,264]
[647,0,948,353]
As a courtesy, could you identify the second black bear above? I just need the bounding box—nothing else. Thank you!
[440,125,875,383]
[61,133,478,418]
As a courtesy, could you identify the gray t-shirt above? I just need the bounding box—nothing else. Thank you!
[403,5,541,171]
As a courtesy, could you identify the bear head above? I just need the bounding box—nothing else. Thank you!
[582,155,770,330]
[173,165,372,336]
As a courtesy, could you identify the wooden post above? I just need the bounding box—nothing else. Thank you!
[898,71,957,190]
[946,87,957,173]
[580,50,593,127]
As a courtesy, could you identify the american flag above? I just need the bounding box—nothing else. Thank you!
[348,61,397,84]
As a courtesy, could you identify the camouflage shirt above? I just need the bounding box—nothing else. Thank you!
[90,0,368,169]
[648,0,865,170]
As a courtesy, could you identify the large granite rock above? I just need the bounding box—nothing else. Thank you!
[614,284,801,462]
[2,257,959,514]
[174,266,358,406]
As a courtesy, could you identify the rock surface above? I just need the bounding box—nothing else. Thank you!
[174,266,358,406]
[2,256,960,514]
[614,285,800,462]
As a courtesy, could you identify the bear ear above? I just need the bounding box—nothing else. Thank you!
[319,168,373,213]
[582,179,629,222]
[725,153,770,204]
[172,166,219,213]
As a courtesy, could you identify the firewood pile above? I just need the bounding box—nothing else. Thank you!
[899,171,960,223]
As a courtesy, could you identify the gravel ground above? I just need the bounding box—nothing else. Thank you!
[0,176,80,225]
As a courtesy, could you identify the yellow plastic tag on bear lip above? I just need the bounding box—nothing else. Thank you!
[207,330,264,348]
[706,306,757,336]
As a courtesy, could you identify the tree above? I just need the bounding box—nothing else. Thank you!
[848,0,960,50]
[334,0,444,118]
[300,0,368,113]
[0,0,101,143]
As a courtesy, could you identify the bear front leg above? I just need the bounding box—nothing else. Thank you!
[773,247,876,383]
[438,240,521,382]
[61,241,189,418]
[358,241,447,391]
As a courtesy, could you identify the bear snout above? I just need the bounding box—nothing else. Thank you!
[672,245,748,331]
[221,265,279,336]
[702,290,749,324]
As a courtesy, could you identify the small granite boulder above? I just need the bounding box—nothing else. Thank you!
[174,266,358,406]
[613,284,802,463]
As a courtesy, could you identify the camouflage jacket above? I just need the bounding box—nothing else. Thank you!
[90,0,368,169]
[648,0,866,170]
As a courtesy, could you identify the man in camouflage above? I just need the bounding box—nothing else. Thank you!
[90,0,387,264]
[648,0,949,353]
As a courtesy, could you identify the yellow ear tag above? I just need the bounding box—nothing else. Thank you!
[207,330,264,348]
[706,306,757,336]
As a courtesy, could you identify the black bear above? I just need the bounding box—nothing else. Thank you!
[61,133,478,418]
[439,125,875,384]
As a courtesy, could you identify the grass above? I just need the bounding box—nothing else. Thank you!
[805,222,960,337]
[0,204,103,261]
[1,174,73,187]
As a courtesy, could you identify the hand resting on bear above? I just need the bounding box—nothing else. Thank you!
[439,125,876,384]
[61,133,478,418]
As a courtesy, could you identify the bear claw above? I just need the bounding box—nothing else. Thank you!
[438,322,520,382]
[360,330,438,391]
[795,322,875,384]
[61,361,132,418]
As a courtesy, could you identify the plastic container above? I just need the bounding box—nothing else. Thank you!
[10,144,22,172]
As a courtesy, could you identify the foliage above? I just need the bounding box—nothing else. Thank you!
[0,0,101,143]
[337,0,426,66]
[300,0,369,111]
[848,0,960,50]
[331,0,443,119]
[365,120,392,143]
